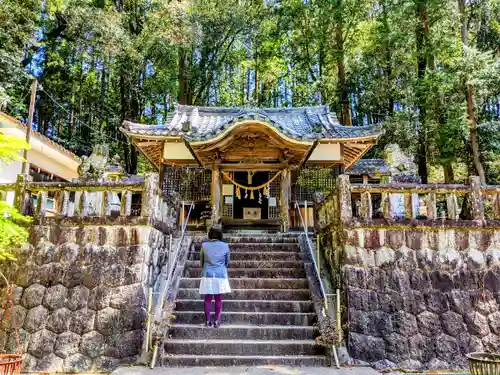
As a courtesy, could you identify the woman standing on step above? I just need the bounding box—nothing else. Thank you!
[199,226,231,328]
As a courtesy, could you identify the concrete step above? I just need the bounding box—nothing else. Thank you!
[175,299,315,313]
[184,267,306,279]
[177,288,311,301]
[179,278,309,290]
[194,242,300,252]
[189,252,304,262]
[186,260,304,269]
[169,324,317,340]
[174,311,316,325]
[160,354,327,367]
[164,339,322,356]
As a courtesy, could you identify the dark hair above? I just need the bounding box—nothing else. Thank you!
[208,226,223,241]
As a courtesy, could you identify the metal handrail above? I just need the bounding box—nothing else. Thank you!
[295,201,340,368]
[295,201,328,312]
[148,202,194,368]
[166,202,194,286]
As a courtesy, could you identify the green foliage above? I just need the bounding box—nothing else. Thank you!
[0,134,29,166]
[0,134,31,260]
[0,0,498,181]
[0,202,30,261]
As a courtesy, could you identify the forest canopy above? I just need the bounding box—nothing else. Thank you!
[0,0,499,183]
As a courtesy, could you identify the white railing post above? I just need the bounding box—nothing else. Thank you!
[304,200,308,229]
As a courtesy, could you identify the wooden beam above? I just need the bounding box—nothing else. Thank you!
[184,139,203,167]
[217,163,287,171]
[131,139,160,170]
[298,139,319,169]
[136,140,162,147]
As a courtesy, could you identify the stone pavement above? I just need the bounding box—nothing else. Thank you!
[112,366,379,375]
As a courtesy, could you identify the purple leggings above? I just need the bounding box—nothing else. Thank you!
[204,294,222,322]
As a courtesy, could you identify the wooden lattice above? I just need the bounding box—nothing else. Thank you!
[163,166,212,202]
[268,171,281,219]
[292,165,344,203]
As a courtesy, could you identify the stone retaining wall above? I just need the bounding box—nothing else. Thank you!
[343,225,500,370]
[0,222,170,373]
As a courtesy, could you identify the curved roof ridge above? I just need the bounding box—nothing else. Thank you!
[121,106,382,142]
[176,104,330,112]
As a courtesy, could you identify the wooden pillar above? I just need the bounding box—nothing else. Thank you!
[280,168,291,231]
[211,167,222,224]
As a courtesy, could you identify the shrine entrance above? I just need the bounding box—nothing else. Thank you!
[232,171,269,220]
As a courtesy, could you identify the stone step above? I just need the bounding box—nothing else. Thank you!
[223,236,299,244]
[161,354,326,367]
[164,339,322,356]
[174,311,316,325]
[177,288,311,301]
[169,324,317,340]
[175,299,315,313]
[189,252,304,261]
[193,243,300,252]
[179,277,309,290]
[184,267,306,279]
[186,260,304,269]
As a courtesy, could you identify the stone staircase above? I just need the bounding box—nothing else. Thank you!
[162,231,326,366]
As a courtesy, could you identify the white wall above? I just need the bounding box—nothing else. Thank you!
[0,159,22,183]
[309,143,342,161]
[164,141,194,160]
[0,160,21,206]
[27,149,79,181]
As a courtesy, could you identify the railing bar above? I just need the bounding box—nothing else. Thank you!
[295,202,328,310]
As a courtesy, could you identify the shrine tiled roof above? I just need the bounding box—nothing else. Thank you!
[122,105,381,142]
[345,158,390,176]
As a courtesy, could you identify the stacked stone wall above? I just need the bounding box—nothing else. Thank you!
[0,223,169,373]
[343,225,500,370]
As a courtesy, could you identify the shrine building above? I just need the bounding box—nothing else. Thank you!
[121,105,382,229]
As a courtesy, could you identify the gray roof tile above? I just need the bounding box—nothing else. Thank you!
[345,159,390,176]
[122,105,381,141]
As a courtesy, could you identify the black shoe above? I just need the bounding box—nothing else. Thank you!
[205,321,212,328]
[213,320,220,328]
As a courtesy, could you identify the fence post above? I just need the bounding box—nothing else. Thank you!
[141,173,159,218]
[337,175,352,221]
[360,191,372,220]
[14,174,32,214]
[426,192,437,220]
[469,176,484,220]
[447,193,459,220]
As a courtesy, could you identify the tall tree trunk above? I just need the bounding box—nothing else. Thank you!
[458,0,486,185]
[444,162,454,183]
[178,48,188,105]
[336,21,352,125]
[246,68,250,102]
[254,46,259,104]
[381,1,394,115]
[415,0,429,183]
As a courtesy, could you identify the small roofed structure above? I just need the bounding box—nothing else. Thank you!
[121,105,382,229]
[345,158,390,184]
